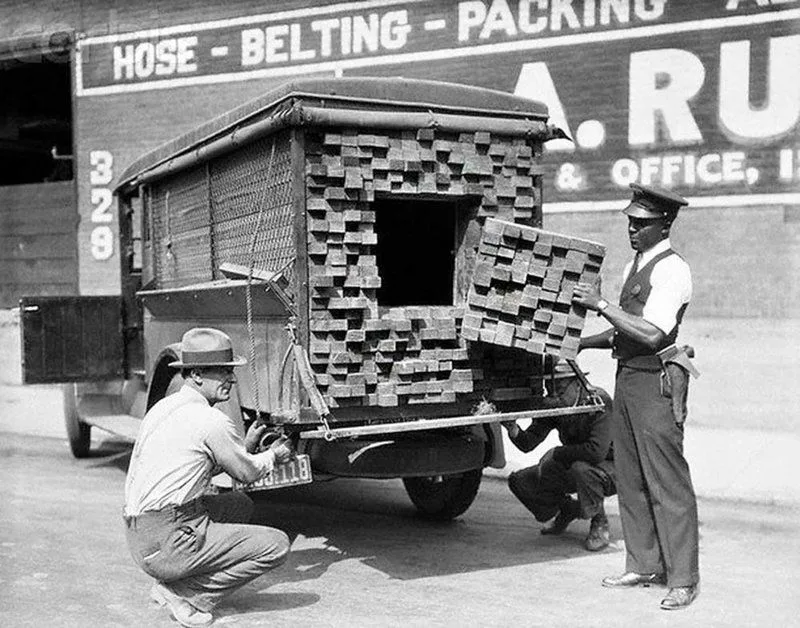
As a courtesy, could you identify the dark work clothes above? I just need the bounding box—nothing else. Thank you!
[507,388,616,521]
[614,249,687,367]
[613,247,699,589]
[614,366,699,588]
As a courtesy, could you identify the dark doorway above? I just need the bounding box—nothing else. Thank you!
[375,198,456,306]
[0,43,73,185]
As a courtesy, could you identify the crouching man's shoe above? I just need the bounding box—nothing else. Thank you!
[584,514,610,551]
[150,582,214,627]
[541,498,580,536]
[602,572,666,588]
[660,585,699,610]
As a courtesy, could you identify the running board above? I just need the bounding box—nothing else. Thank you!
[77,394,141,441]
[301,403,604,441]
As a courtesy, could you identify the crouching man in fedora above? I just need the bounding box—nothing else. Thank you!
[123,327,294,627]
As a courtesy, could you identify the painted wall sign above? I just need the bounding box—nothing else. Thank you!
[72,0,800,294]
[76,0,800,95]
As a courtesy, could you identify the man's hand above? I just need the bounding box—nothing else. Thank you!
[572,279,603,311]
[269,435,295,464]
[501,420,519,438]
[244,422,267,454]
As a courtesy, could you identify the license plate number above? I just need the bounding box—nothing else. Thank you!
[234,454,313,492]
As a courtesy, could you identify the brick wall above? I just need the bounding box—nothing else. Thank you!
[545,204,800,318]
[2,1,796,318]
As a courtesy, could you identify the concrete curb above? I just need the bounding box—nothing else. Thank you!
[484,426,800,506]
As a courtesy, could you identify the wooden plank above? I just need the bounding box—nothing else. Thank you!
[292,128,309,349]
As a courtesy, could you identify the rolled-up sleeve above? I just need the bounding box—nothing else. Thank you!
[204,412,276,484]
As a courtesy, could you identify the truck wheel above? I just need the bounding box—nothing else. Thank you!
[402,469,482,520]
[63,383,91,458]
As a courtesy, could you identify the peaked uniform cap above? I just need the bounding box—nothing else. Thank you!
[169,327,247,368]
[623,183,688,220]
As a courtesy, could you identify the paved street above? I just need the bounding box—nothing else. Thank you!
[1,431,798,628]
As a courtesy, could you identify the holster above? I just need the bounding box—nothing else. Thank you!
[657,344,700,426]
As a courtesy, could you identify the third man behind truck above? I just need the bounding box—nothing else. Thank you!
[573,183,700,611]
[502,359,615,552]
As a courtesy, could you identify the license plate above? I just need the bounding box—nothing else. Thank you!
[234,454,313,492]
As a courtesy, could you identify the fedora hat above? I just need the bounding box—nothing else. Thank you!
[169,328,247,368]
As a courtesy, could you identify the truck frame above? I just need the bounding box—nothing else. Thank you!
[19,77,603,520]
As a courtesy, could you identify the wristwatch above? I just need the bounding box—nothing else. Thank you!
[597,299,609,312]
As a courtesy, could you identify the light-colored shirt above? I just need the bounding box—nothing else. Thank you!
[124,385,276,516]
[622,238,692,335]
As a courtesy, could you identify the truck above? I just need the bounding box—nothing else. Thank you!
[19,77,604,520]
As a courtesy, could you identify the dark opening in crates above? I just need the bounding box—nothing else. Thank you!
[375,197,458,307]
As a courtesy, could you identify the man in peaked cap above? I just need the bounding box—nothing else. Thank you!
[502,359,616,552]
[124,328,295,627]
[573,184,700,610]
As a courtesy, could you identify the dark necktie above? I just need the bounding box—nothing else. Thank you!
[626,252,642,284]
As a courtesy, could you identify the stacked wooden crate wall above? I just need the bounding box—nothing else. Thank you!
[463,218,605,361]
[304,127,548,409]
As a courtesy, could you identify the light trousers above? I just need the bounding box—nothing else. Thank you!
[124,492,289,611]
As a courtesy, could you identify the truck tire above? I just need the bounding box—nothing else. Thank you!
[403,469,483,520]
[63,383,91,458]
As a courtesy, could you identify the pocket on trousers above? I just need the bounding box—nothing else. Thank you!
[169,524,201,554]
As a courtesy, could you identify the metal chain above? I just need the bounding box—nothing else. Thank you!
[245,139,277,419]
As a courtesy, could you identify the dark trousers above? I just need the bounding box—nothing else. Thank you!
[124,492,290,611]
[614,365,699,588]
[508,451,616,522]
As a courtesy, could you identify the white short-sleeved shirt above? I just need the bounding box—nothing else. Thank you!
[621,238,692,335]
[124,385,275,516]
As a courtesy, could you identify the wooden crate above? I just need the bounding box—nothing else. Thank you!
[462,218,605,360]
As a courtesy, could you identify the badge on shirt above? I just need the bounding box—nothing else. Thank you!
[631,284,642,296]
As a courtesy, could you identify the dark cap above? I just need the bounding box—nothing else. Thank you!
[623,183,688,220]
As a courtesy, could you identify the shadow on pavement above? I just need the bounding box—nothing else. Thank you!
[248,476,622,584]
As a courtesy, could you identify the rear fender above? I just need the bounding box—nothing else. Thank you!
[145,343,245,431]
[145,343,181,410]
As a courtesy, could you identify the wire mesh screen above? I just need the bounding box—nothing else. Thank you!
[149,165,212,289]
[210,132,295,288]
[147,131,295,291]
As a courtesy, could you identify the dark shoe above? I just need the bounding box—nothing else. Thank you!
[541,498,580,535]
[602,572,667,588]
[585,514,610,551]
[661,585,699,610]
[150,582,214,627]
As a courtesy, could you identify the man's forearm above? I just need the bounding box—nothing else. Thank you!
[574,282,666,350]
[600,304,665,350]
[580,328,614,351]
